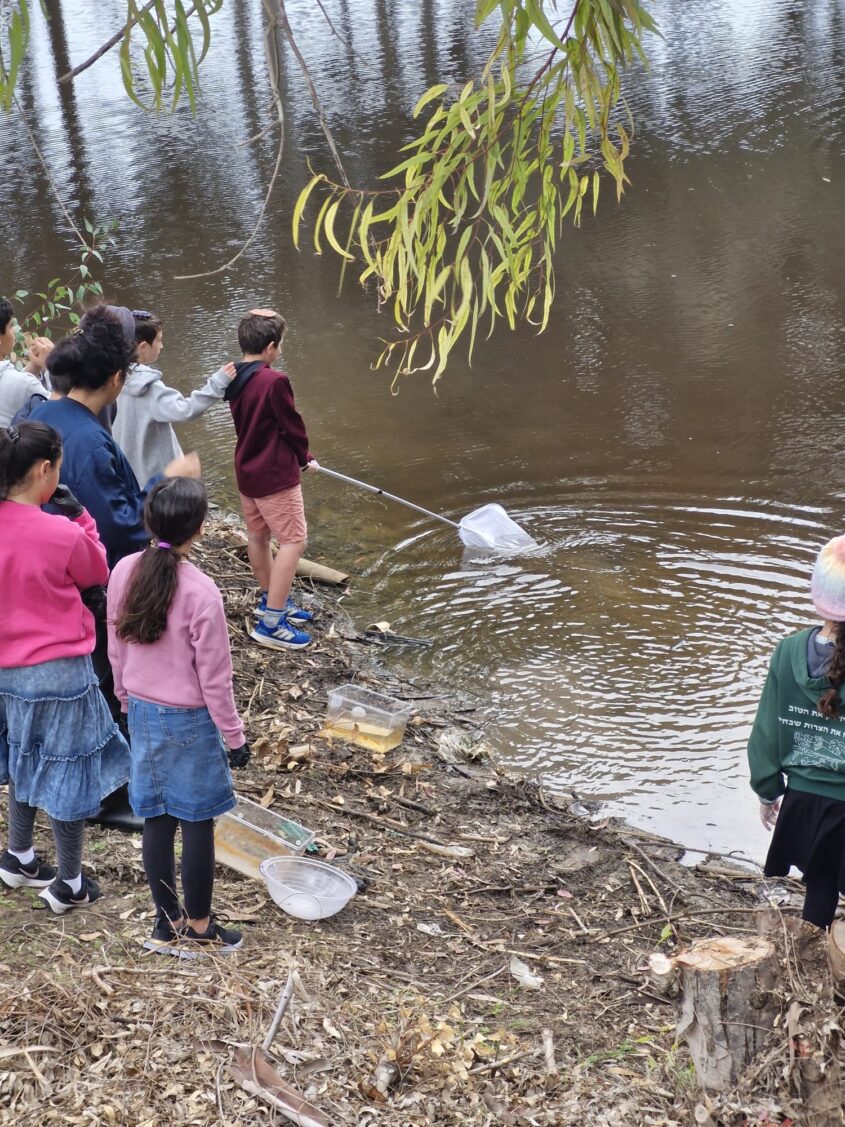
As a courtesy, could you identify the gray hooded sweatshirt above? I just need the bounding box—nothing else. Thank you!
[112,363,230,485]
[0,360,48,427]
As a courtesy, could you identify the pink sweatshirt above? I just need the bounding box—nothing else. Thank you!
[0,501,108,668]
[106,553,244,747]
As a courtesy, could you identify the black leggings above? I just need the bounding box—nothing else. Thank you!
[142,814,215,922]
[803,869,841,930]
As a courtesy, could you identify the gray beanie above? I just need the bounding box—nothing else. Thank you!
[105,305,136,348]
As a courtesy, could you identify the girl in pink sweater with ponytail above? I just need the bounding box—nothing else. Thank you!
[107,477,250,957]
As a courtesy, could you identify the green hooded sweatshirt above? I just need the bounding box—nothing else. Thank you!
[748,628,845,803]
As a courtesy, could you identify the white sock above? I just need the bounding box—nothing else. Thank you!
[65,873,83,894]
[9,847,35,866]
[262,605,284,629]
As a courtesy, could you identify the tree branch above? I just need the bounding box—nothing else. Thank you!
[173,0,284,279]
[275,0,350,189]
[58,1,198,84]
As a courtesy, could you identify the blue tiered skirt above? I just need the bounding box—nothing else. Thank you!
[0,655,130,822]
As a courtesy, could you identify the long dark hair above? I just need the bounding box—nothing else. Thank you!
[115,478,208,644]
[818,621,845,718]
[0,422,62,500]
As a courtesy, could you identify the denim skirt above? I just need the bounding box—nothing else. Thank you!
[0,655,130,822]
[127,697,236,821]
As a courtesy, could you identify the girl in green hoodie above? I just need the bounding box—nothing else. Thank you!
[748,533,845,928]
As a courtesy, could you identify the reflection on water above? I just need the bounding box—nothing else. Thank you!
[4,0,845,857]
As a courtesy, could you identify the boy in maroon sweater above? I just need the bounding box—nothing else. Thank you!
[226,310,317,650]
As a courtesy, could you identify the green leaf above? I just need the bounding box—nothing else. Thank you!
[292,174,325,250]
[412,83,449,119]
[323,198,354,262]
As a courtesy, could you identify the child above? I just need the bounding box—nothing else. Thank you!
[112,310,236,485]
[107,477,251,955]
[0,297,49,426]
[226,308,317,651]
[749,533,845,929]
[0,421,129,912]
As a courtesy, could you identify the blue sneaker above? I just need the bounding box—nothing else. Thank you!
[250,613,311,650]
[253,594,313,623]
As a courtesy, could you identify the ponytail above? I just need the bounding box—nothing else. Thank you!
[818,621,845,718]
[115,545,181,644]
[115,476,208,645]
[0,422,62,500]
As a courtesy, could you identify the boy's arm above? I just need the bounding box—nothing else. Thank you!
[268,374,311,466]
[747,646,786,802]
[147,365,235,424]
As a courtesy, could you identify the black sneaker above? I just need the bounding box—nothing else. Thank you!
[177,915,243,957]
[0,851,57,889]
[39,874,101,915]
[142,913,186,956]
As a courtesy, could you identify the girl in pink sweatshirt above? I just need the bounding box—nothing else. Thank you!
[107,477,250,957]
[0,421,129,913]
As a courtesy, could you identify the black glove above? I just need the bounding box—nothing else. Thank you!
[49,484,84,519]
[81,584,107,620]
[228,742,251,769]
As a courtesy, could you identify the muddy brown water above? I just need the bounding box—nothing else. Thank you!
[4,0,845,859]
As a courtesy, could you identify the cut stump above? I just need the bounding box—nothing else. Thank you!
[650,935,778,1092]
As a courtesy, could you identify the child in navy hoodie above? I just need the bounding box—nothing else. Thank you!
[225,309,316,651]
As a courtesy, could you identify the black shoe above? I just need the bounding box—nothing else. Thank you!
[177,915,243,957]
[143,913,185,956]
[39,874,101,915]
[0,851,57,889]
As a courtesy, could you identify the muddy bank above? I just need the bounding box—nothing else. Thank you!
[0,521,831,1125]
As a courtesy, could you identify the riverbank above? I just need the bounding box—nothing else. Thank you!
[0,521,833,1125]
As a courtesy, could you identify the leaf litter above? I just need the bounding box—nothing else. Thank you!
[0,520,840,1125]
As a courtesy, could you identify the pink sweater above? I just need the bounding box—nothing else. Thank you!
[0,502,108,668]
[106,554,244,747]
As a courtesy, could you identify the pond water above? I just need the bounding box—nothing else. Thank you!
[4,0,845,859]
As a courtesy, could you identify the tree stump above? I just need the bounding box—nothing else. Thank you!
[649,936,779,1092]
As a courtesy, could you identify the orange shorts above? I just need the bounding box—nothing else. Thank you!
[240,485,307,544]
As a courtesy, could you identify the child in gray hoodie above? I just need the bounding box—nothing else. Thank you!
[113,311,234,484]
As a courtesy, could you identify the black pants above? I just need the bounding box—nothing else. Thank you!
[142,814,215,922]
[803,870,841,929]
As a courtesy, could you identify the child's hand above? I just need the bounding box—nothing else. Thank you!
[49,483,84,519]
[759,798,781,831]
[164,451,201,479]
[305,458,321,472]
[228,742,251,769]
[222,362,236,380]
[26,336,53,374]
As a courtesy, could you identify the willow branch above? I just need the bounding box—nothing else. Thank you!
[12,94,91,250]
[58,2,198,84]
[276,0,350,189]
[174,0,284,279]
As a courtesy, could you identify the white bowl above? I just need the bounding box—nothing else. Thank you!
[259,856,357,921]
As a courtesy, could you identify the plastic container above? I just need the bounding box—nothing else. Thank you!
[214,795,315,880]
[260,856,357,920]
[320,684,412,753]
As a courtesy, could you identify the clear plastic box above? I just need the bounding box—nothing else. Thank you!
[321,683,412,753]
[214,795,316,880]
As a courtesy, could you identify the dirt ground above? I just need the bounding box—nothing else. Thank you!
[0,522,839,1125]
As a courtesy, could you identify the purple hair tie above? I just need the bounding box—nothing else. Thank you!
[157,541,172,549]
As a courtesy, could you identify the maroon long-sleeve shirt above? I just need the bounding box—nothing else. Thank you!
[227,362,311,498]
